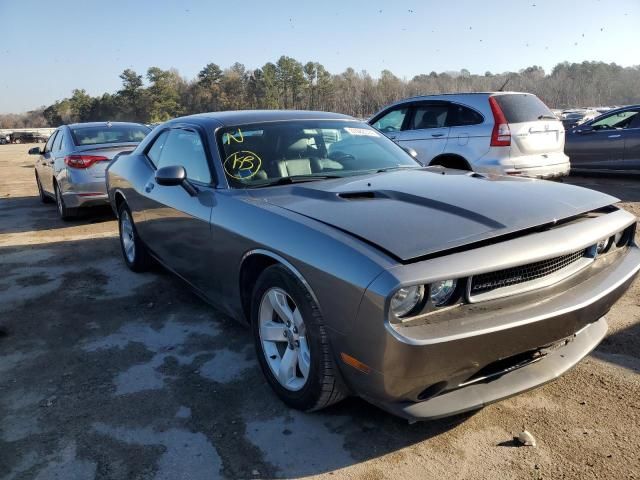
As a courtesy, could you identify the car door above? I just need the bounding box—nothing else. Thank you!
[136,126,216,289]
[37,130,59,194]
[620,111,640,171]
[566,111,629,170]
[445,103,488,162]
[392,102,450,164]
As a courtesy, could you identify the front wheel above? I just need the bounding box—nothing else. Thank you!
[252,265,347,411]
[118,203,151,272]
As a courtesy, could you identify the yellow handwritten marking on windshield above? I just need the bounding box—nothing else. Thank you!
[223,129,244,145]
[223,150,262,180]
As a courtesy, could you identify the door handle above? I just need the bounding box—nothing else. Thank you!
[145,182,155,193]
[431,133,445,137]
[608,134,622,138]
[388,135,397,140]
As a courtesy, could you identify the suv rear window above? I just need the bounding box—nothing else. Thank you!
[492,94,554,123]
[71,124,150,146]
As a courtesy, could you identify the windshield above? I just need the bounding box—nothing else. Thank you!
[71,124,150,146]
[217,120,419,188]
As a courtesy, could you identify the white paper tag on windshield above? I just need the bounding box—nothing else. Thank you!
[345,127,380,137]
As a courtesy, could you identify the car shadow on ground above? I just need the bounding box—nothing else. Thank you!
[594,319,640,375]
[0,195,114,235]
[0,235,474,479]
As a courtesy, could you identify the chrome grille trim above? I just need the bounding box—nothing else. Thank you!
[467,248,594,302]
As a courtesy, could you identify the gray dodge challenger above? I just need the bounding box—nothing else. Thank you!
[106,110,640,421]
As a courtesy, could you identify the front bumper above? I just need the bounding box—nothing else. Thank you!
[387,316,607,421]
[332,228,639,421]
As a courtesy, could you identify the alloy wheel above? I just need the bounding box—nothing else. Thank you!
[258,287,311,391]
[120,210,136,263]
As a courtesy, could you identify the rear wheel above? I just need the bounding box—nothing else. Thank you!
[118,203,151,272]
[54,181,76,220]
[35,171,53,204]
[252,265,347,411]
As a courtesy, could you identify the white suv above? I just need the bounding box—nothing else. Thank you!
[369,92,570,179]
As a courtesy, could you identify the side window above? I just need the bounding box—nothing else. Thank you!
[146,130,170,166]
[372,107,408,133]
[158,129,211,183]
[53,131,64,151]
[44,131,58,153]
[592,111,638,130]
[448,105,483,127]
[410,104,449,130]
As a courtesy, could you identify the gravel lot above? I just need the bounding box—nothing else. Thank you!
[1,143,639,480]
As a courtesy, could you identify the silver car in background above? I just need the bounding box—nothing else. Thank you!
[369,92,570,179]
[31,122,150,219]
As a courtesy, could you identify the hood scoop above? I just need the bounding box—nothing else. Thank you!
[338,191,388,201]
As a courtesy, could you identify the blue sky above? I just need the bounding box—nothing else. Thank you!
[0,0,637,113]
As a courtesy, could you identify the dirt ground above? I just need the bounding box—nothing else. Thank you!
[0,143,638,480]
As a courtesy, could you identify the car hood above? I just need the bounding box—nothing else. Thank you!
[249,169,618,262]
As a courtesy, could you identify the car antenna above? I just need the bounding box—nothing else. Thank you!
[498,77,510,92]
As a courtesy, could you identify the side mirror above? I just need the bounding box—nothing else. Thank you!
[575,125,594,134]
[28,147,41,155]
[155,165,198,196]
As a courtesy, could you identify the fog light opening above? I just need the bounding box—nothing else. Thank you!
[417,381,448,401]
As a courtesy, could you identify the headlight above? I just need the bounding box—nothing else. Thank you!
[430,279,457,306]
[390,285,425,318]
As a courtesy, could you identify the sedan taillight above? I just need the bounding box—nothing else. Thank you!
[64,155,109,169]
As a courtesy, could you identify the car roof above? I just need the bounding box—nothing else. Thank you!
[170,110,356,127]
[65,121,149,129]
[600,104,640,114]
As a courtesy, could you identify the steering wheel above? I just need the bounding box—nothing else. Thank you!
[329,151,356,162]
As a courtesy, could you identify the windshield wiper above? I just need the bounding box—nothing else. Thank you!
[376,165,419,173]
[248,174,342,188]
[538,114,557,120]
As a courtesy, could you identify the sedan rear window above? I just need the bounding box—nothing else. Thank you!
[493,94,554,123]
[71,124,150,146]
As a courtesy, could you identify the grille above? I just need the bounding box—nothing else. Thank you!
[470,249,588,296]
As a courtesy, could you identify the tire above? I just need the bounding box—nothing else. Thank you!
[430,156,472,171]
[54,181,76,220]
[117,203,151,272]
[35,171,53,204]
[15,139,21,144]
[252,265,347,411]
